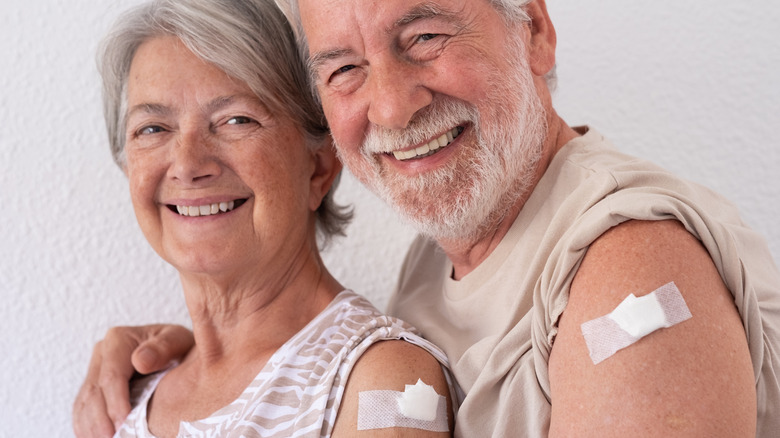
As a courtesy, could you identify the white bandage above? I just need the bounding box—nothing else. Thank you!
[357,379,449,431]
[581,282,692,364]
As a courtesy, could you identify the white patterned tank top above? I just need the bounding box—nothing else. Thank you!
[115,290,453,438]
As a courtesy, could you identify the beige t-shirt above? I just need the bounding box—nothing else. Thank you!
[388,127,780,437]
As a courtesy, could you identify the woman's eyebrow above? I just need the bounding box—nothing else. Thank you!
[202,95,241,114]
[127,94,259,120]
[126,102,172,120]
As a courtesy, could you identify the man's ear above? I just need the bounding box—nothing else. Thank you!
[525,0,556,77]
[308,136,342,212]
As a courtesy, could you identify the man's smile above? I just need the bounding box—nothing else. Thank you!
[391,126,464,161]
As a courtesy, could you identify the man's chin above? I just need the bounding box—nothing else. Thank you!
[389,196,486,243]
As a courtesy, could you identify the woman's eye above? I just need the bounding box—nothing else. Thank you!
[227,116,253,125]
[138,125,165,135]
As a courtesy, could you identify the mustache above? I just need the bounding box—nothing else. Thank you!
[361,97,479,157]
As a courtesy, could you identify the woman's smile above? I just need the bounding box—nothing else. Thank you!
[168,198,247,217]
[125,36,319,276]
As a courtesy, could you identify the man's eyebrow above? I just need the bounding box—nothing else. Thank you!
[391,2,453,29]
[307,48,354,80]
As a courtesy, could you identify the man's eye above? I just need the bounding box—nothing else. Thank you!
[417,33,439,43]
[227,116,253,125]
[333,65,356,77]
[326,64,359,87]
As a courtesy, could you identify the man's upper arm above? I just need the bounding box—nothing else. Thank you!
[548,220,756,437]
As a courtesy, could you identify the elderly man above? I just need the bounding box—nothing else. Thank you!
[76,0,780,436]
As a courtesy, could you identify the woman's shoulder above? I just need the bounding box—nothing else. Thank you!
[311,290,450,365]
[331,340,455,436]
[312,290,418,342]
[314,291,455,436]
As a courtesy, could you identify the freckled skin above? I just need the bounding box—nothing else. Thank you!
[125,36,317,282]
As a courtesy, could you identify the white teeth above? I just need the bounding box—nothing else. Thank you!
[176,201,238,217]
[392,126,461,161]
[415,143,430,155]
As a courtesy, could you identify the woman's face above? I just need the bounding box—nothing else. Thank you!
[124,36,329,279]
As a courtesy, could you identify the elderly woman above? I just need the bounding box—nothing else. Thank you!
[84,0,455,436]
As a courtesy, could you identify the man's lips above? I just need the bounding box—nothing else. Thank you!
[391,126,464,161]
[166,199,247,217]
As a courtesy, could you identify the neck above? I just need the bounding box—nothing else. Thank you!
[442,114,579,280]
[144,246,343,438]
[179,246,343,368]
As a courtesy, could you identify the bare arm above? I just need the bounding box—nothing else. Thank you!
[72,324,194,438]
[548,220,755,436]
[332,340,454,437]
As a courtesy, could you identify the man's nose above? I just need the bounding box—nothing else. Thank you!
[167,129,221,184]
[366,60,432,130]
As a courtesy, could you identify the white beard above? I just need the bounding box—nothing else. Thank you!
[340,35,547,245]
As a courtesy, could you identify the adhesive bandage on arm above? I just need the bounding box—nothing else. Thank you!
[357,379,449,432]
[580,282,692,364]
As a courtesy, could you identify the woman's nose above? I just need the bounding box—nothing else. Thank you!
[167,130,222,184]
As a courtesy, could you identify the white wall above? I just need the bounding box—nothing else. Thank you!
[1,1,778,436]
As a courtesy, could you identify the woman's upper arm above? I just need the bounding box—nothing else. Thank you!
[331,340,454,437]
[548,220,756,437]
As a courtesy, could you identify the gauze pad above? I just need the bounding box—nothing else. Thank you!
[581,282,692,364]
[357,379,449,431]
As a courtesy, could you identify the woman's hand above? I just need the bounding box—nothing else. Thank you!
[72,324,194,437]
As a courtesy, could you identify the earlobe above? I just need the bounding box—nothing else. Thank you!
[525,0,557,77]
[308,137,342,211]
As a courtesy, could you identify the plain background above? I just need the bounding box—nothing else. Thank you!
[1,1,778,435]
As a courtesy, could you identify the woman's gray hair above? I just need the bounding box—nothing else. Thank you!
[98,0,352,242]
[274,0,556,93]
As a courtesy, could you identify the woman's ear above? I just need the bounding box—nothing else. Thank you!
[525,0,557,77]
[308,136,342,212]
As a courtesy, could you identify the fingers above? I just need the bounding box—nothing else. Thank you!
[131,324,195,374]
[72,342,117,438]
[98,326,140,430]
[72,324,195,437]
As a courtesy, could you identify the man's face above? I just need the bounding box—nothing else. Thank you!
[299,0,547,242]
